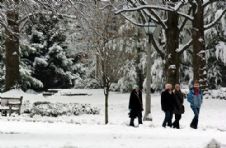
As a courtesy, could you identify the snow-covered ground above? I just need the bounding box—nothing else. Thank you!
[0,89,226,148]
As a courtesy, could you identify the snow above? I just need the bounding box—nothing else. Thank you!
[0,89,25,98]
[168,64,176,69]
[12,52,18,56]
[33,57,48,67]
[215,41,226,64]
[199,37,204,43]
[0,89,226,148]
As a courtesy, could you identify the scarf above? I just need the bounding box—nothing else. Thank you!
[194,88,199,96]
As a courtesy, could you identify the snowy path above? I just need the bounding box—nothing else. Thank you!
[0,89,226,148]
[0,121,226,148]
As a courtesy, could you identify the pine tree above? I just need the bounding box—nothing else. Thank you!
[21,14,75,90]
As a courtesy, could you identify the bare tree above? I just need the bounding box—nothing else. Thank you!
[89,0,130,124]
[115,0,226,91]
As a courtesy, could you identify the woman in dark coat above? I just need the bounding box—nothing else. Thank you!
[128,85,143,126]
[161,83,174,128]
[172,84,185,129]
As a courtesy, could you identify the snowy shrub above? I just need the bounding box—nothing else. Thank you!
[84,78,100,89]
[33,57,48,68]
[28,101,100,117]
[151,57,164,91]
[206,88,226,100]
[117,61,137,92]
[215,41,226,64]
[72,58,101,89]
[110,83,119,92]
[21,100,32,114]
[19,62,44,90]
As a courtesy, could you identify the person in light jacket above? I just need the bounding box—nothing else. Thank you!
[187,80,203,129]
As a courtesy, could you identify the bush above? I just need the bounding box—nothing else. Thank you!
[28,101,100,117]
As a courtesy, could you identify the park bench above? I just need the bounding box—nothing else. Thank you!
[0,96,23,116]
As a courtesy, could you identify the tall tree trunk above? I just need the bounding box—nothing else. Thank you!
[104,86,109,124]
[5,7,20,91]
[165,0,180,87]
[102,58,109,124]
[143,35,152,121]
[95,54,100,79]
[135,41,144,90]
[192,0,207,90]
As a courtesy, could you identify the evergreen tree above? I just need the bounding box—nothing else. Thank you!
[21,14,76,90]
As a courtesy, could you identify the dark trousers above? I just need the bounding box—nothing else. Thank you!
[190,107,200,129]
[173,114,182,129]
[129,111,142,126]
[162,111,173,127]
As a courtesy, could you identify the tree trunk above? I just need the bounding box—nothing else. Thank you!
[143,35,152,121]
[192,0,207,90]
[165,0,180,87]
[95,54,100,79]
[104,86,109,124]
[5,8,20,91]
[136,43,144,90]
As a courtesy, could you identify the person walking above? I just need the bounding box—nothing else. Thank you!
[172,84,185,129]
[161,83,174,128]
[128,85,143,127]
[187,80,203,129]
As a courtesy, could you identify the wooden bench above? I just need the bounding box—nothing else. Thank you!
[0,96,23,116]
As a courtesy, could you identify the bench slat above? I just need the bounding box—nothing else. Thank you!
[8,101,21,105]
[11,107,20,110]
[0,106,10,110]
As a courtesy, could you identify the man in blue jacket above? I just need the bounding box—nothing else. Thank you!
[187,80,203,129]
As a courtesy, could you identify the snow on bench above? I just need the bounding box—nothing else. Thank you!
[0,96,23,116]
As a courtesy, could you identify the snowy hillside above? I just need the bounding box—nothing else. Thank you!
[0,89,226,148]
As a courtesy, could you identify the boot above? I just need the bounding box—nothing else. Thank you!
[129,118,135,126]
[138,117,143,124]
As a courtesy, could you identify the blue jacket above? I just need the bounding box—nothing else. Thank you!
[187,89,203,108]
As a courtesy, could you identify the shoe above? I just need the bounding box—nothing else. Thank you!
[129,123,135,127]
[167,123,172,128]
[190,124,197,129]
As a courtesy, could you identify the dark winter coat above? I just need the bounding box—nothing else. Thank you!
[173,90,185,114]
[128,89,143,118]
[161,90,175,112]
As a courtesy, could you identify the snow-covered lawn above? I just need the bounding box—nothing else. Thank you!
[0,89,226,148]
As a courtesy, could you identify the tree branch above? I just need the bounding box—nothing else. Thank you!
[203,0,226,8]
[204,9,226,30]
[150,34,165,59]
[179,7,192,32]
[120,13,151,27]
[115,5,193,21]
[176,39,193,55]
[136,0,167,29]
